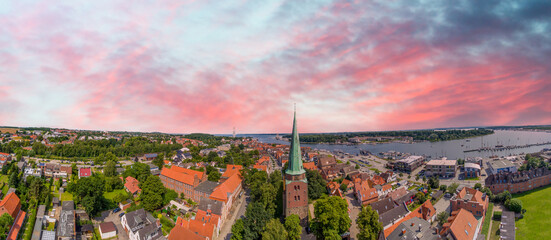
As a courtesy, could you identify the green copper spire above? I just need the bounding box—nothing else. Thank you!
[286,106,306,175]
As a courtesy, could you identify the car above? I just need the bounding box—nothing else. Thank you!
[119,212,125,218]
[444,193,451,198]
[113,208,121,213]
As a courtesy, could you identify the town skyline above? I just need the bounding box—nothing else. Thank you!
[1,0,550,133]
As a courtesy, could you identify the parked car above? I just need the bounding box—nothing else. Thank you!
[119,212,125,218]
[444,193,451,198]
[113,208,121,213]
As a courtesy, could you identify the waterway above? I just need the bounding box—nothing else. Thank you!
[236,130,551,159]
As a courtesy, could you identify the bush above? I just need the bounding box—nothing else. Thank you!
[505,198,523,213]
[493,211,502,221]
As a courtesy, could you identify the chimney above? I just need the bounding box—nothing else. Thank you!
[418,224,421,232]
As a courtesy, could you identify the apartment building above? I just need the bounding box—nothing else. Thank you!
[425,159,457,178]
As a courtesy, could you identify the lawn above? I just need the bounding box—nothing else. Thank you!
[489,218,501,240]
[53,188,74,201]
[514,185,551,239]
[0,175,8,183]
[481,203,494,236]
[104,189,127,201]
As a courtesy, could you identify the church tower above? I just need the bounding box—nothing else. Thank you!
[283,108,309,225]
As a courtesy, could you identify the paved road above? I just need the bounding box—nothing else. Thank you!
[95,210,129,240]
[219,190,249,240]
[344,191,361,240]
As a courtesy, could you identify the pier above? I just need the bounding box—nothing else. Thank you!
[463,141,551,152]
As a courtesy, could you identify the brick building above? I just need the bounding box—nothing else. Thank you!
[450,187,489,218]
[283,110,309,226]
[484,167,551,194]
[160,166,206,200]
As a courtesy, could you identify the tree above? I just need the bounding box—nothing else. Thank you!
[306,169,327,200]
[340,183,348,192]
[8,170,19,188]
[357,206,383,240]
[104,160,117,177]
[153,153,164,170]
[231,219,245,240]
[474,183,482,190]
[243,202,271,240]
[495,191,512,204]
[436,212,449,226]
[71,163,78,176]
[311,196,351,239]
[505,198,523,213]
[262,218,288,240]
[428,177,439,189]
[447,183,459,194]
[415,192,427,204]
[0,213,14,239]
[124,162,151,183]
[68,175,108,216]
[208,170,221,182]
[140,175,166,212]
[285,214,302,240]
[439,185,447,191]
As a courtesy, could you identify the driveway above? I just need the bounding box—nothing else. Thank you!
[95,210,129,240]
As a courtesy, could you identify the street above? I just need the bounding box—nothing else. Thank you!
[218,190,249,240]
[344,191,361,240]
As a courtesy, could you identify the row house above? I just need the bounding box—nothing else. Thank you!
[354,179,379,205]
[485,166,551,194]
[39,163,72,178]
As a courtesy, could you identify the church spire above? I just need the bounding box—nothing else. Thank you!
[286,105,305,175]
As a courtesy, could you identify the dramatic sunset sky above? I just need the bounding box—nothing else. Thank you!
[1,0,550,133]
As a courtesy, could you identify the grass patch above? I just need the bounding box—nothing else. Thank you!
[369,168,380,173]
[0,175,8,183]
[489,213,501,240]
[160,215,175,235]
[47,222,55,231]
[514,185,551,239]
[464,176,480,180]
[481,203,494,236]
[104,189,126,201]
[53,188,74,201]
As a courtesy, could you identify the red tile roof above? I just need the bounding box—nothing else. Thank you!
[174,215,216,240]
[222,165,242,179]
[210,174,242,202]
[161,166,205,186]
[303,162,318,171]
[446,209,478,240]
[169,225,205,240]
[0,193,21,219]
[6,210,25,240]
[99,222,117,234]
[252,165,267,172]
[170,166,205,179]
[124,176,141,195]
[79,168,91,177]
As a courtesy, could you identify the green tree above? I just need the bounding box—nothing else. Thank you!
[140,175,166,211]
[285,214,302,240]
[428,177,439,189]
[505,198,523,213]
[447,183,459,194]
[208,170,221,182]
[436,212,449,226]
[262,218,288,240]
[68,175,108,216]
[357,206,383,240]
[474,183,482,190]
[104,160,117,177]
[243,202,271,240]
[153,153,164,170]
[415,192,427,204]
[231,219,245,240]
[0,213,14,239]
[311,196,351,239]
[439,185,447,191]
[8,170,19,188]
[306,169,327,200]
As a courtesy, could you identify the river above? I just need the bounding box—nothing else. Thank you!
[235,130,551,159]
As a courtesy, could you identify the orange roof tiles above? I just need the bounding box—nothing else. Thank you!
[161,168,196,186]
[253,165,267,172]
[170,166,205,179]
[6,210,25,240]
[124,176,141,195]
[447,209,478,240]
[175,216,216,240]
[169,225,205,240]
[222,165,243,178]
[210,174,242,202]
[381,184,392,192]
[303,162,317,171]
[0,193,21,219]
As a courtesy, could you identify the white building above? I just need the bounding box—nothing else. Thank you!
[99,222,117,239]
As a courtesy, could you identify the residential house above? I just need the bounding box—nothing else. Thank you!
[317,155,337,171]
[354,180,378,205]
[302,162,318,171]
[78,168,91,179]
[380,171,396,183]
[172,215,216,240]
[209,174,242,223]
[370,197,397,216]
[425,158,457,178]
[121,209,164,240]
[124,176,141,197]
[0,153,11,169]
[383,200,436,237]
[57,201,76,240]
[450,187,489,218]
[23,168,42,180]
[0,192,21,219]
[440,209,479,240]
[485,166,551,194]
[394,156,424,173]
[386,217,439,240]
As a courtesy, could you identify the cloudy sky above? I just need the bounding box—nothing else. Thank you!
[0,0,550,134]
